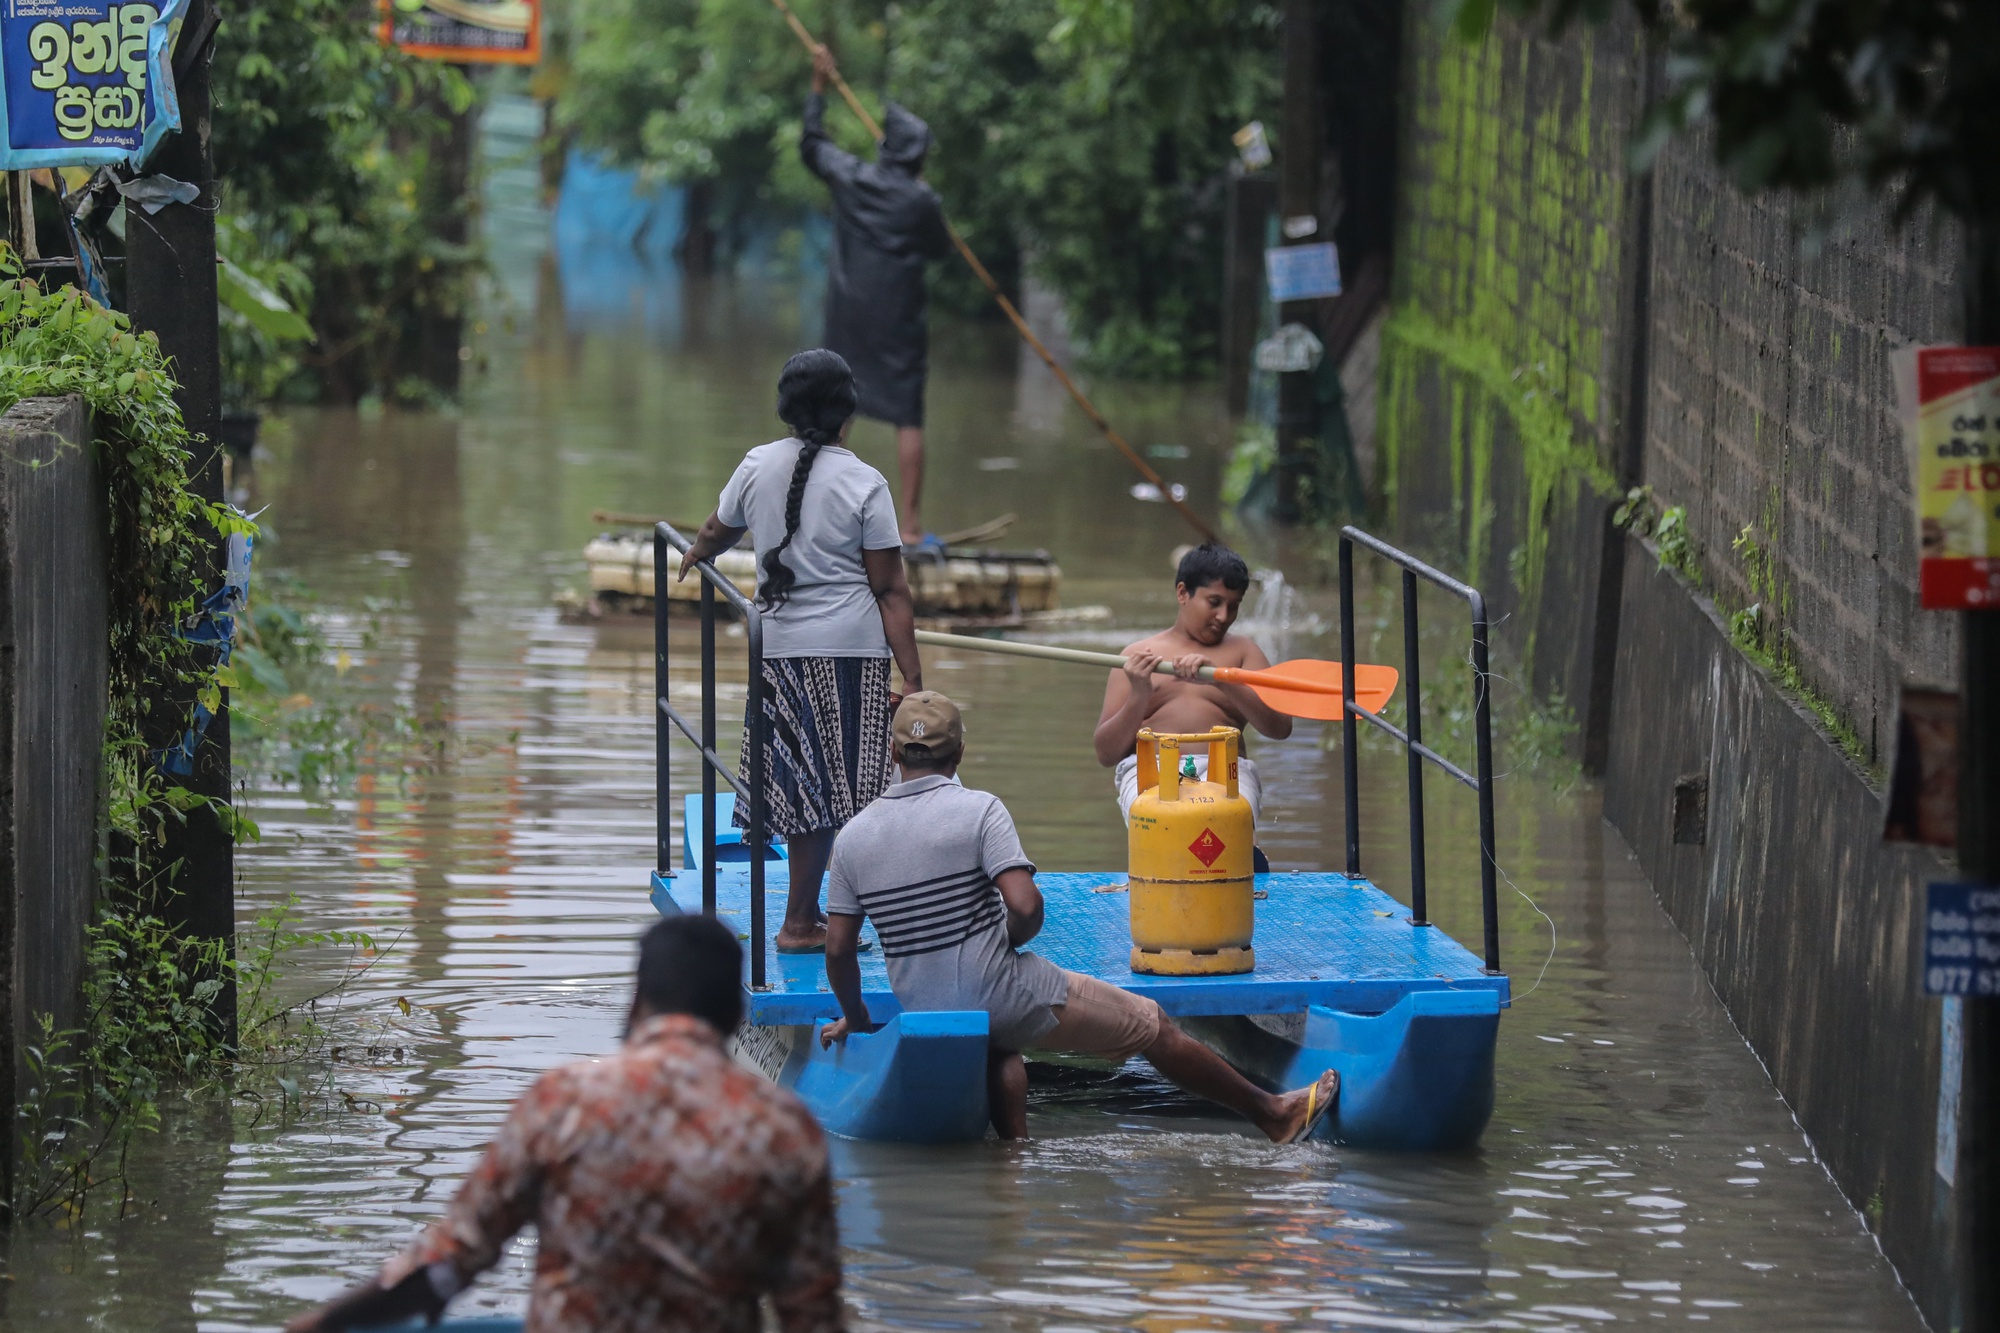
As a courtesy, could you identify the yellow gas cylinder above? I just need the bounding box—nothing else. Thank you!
[1127,727,1255,975]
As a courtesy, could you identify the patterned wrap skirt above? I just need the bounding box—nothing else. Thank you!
[734,656,895,838]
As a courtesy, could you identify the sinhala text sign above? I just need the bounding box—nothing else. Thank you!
[1923,883,2000,997]
[381,0,539,65]
[1894,345,2000,608]
[0,0,184,169]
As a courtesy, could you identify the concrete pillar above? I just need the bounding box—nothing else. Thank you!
[0,397,109,1210]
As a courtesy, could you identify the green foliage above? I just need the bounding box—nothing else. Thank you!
[0,247,271,1219]
[554,0,844,220]
[1221,421,1276,508]
[218,257,314,345]
[210,0,479,405]
[1438,0,1996,233]
[1611,485,1697,583]
[1330,569,1583,795]
[1610,484,1868,767]
[1373,15,1626,673]
[231,576,424,797]
[903,0,1279,376]
[14,897,377,1223]
[555,0,1279,376]
[1378,307,1619,612]
[13,913,230,1221]
[0,251,250,854]
[213,215,316,414]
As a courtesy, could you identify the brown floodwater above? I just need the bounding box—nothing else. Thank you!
[0,97,1926,1331]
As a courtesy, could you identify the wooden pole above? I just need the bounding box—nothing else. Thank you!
[768,0,1219,545]
[124,0,235,1043]
[7,172,38,262]
[1274,0,1321,523]
[1959,216,2000,1333]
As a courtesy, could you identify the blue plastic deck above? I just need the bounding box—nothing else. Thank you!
[651,868,1509,1025]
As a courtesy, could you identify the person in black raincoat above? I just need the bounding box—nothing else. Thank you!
[803,45,951,543]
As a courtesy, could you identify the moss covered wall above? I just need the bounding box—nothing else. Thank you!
[1379,7,1643,726]
[1379,11,1970,1321]
[1383,7,1963,768]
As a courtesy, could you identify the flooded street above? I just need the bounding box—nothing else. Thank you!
[0,106,1927,1332]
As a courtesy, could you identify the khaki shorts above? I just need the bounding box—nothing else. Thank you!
[1033,971,1164,1062]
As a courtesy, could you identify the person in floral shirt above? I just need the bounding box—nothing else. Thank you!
[286,915,843,1333]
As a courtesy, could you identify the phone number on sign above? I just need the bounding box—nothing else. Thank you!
[1926,964,2000,996]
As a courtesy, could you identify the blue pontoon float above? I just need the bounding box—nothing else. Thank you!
[650,523,1510,1149]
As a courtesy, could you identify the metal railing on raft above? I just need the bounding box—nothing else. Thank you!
[1337,526,1502,975]
[654,522,770,989]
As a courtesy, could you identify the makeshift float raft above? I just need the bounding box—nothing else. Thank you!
[649,521,1509,1149]
[565,510,1099,630]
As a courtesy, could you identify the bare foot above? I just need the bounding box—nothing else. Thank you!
[774,923,829,954]
[1265,1069,1339,1143]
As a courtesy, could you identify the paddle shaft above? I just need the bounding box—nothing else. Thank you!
[911,628,1344,699]
[765,0,1218,545]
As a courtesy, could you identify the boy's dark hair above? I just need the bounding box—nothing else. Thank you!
[634,914,744,1035]
[1176,542,1250,594]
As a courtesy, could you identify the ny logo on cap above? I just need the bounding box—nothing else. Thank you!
[911,721,927,736]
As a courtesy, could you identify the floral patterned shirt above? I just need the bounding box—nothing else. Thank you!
[380,1013,842,1333]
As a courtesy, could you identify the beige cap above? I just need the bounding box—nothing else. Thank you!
[892,690,964,758]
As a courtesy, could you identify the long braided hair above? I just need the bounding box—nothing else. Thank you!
[761,349,858,611]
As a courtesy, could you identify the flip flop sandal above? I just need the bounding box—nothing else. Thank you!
[1284,1070,1340,1144]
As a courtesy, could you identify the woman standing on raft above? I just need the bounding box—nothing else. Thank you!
[680,349,923,953]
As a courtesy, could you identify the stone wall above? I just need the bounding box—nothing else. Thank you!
[1644,141,1962,764]
[1604,537,1956,1321]
[0,396,108,1209]
[1378,9,1651,747]
[1380,6,1966,1326]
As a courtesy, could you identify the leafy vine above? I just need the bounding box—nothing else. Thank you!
[0,244,272,1220]
[0,243,253,861]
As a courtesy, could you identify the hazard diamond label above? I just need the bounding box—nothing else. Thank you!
[1188,827,1226,867]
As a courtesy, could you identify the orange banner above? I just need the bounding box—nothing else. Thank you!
[381,0,539,65]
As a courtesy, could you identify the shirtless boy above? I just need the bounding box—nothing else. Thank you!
[1093,542,1291,825]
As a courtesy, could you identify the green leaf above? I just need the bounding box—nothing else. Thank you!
[1445,0,1495,42]
[217,259,314,343]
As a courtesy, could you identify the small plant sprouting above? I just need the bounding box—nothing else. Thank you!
[1611,485,1698,583]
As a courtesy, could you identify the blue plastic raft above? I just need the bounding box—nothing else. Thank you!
[652,859,1506,1149]
[649,523,1512,1151]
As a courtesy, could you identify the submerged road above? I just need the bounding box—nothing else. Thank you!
[0,100,1926,1331]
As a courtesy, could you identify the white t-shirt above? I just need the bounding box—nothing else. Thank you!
[715,439,901,658]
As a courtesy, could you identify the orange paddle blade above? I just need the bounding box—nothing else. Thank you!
[1211,660,1400,721]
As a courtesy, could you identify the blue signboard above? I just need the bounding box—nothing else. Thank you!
[1923,882,2000,996]
[1265,242,1342,303]
[0,0,184,170]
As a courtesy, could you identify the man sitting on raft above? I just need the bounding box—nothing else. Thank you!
[1094,542,1291,834]
[819,691,1336,1142]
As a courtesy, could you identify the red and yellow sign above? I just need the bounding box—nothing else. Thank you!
[1898,346,2000,609]
[380,0,539,65]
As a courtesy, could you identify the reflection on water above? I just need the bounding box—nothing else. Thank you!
[0,101,1924,1332]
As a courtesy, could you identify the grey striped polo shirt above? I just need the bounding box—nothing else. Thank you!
[826,774,1068,1050]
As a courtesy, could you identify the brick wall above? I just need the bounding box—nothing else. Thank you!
[1380,7,1648,733]
[1382,8,1973,1323]
[1644,139,1962,763]
[1386,8,1963,767]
